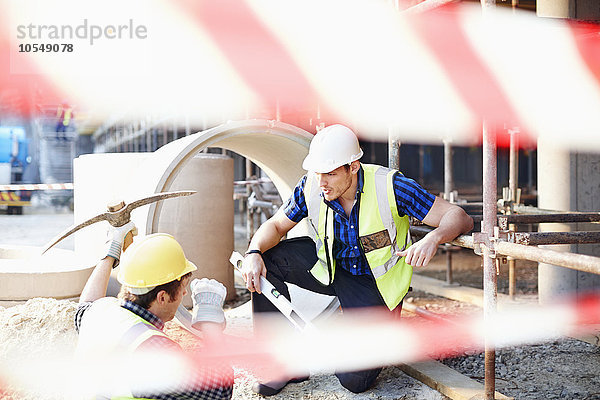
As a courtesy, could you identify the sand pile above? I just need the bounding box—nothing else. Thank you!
[0,297,445,400]
[0,298,78,400]
[0,298,77,358]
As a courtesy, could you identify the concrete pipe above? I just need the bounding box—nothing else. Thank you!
[0,245,93,306]
[130,120,313,238]
[74,120,338,326]
[156,153,235,306]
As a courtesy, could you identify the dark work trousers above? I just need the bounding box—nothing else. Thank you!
[252,237,403,394]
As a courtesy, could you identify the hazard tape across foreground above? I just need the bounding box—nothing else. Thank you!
[0,183,73,191]
[1,293,599,398]
[2,1,600,150]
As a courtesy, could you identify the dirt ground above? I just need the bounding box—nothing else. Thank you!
[1,210,600,399]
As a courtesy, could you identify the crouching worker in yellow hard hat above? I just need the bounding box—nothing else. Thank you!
[74,222,233,400]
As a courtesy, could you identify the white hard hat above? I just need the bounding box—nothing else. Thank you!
[302,124,363,173]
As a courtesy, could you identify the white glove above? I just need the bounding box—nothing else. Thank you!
[104,220,137,266]
[191,278,227,329]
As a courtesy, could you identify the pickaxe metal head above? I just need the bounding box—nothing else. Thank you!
[41,190,196,254]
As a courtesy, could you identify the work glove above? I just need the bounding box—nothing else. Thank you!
[104,220,137,267]
[191,278,227,329]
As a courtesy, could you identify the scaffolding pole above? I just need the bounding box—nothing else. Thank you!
[482,122,497,400]
[444,139,454,201]
[444,138,455,284]
[388,130,400,170]
[508,129,519,299]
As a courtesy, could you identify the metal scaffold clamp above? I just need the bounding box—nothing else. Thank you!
[472,227,509,259]
[473,232,495,257]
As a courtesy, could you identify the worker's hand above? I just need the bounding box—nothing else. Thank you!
[191,278,226,330]
[104,221,137,265]
[396,235,438,268]
[241,253,267,294]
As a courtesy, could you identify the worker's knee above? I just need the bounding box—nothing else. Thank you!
[335,368,382,393]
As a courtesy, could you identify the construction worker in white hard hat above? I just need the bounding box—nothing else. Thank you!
[241,124,473,396]
[75,222,233,400]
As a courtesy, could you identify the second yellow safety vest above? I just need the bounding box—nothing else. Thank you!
[305,164,413,310]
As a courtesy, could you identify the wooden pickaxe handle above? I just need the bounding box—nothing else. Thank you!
[106,200,134,251]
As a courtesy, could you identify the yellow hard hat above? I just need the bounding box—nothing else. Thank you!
[117,233,197,294]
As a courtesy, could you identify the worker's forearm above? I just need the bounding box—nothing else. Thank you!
[247,219,286,253]
[79,257,115,303]
[427,208,473,245]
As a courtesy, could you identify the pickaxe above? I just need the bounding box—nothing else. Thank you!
[41,190,196,254]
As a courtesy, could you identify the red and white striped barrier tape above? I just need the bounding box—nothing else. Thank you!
[2,1,600,149]
[0,183,73,191]
[1,292,599,400]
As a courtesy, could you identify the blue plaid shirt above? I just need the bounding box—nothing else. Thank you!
[284,166,435,276]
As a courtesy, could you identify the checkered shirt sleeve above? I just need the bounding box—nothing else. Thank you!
[133,336,233,400]
[283,174,309,222]
[392,172,436,220]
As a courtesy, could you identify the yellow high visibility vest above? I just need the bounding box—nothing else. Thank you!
[305,164,413,310]
[76,298,170,399]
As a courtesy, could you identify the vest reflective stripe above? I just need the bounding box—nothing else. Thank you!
[305,164,412,310]
[305,174,336,285]
[119,320,165,352]
[367,167,412,279]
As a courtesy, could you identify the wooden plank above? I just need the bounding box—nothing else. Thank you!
[400,360,513,400]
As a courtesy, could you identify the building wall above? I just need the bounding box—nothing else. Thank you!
[538,0,600,21]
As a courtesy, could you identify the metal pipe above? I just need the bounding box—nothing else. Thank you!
[418,145,425,185]
[508,129,518,300]
[482,121,497,400]
[513,231,600,246]
[411,225,600,275]
[499,213,600,229]
[234,178,272,186]
[446,246,454,284]
[389,131,400,170]
[469,213,600,230]
[495,241,600,275]
[444,139,455,284]
[245,158,253,242]
[513,204,585,215]
[508,258,516,299]
[444,139,454,202]
[410,226,474,249]
[509,129,519,204]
